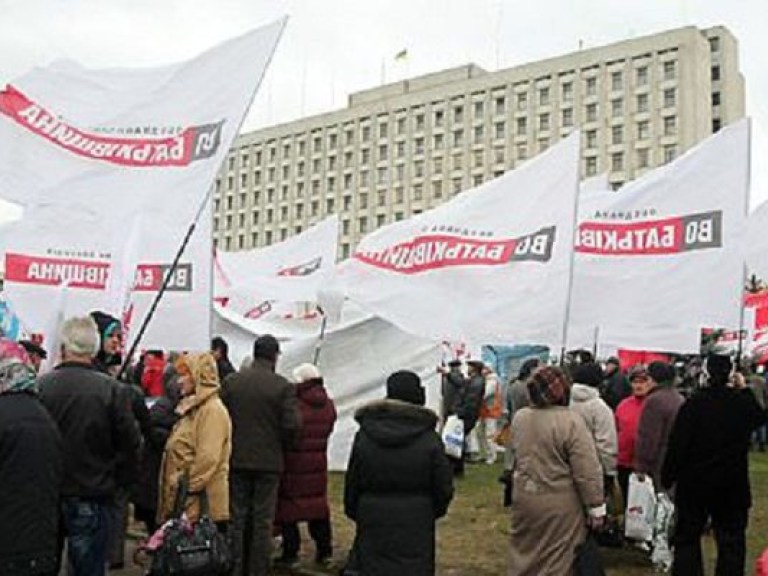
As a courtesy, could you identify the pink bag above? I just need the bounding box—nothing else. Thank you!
[757,548,768,576]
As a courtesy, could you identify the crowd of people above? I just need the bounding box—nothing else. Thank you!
[0,312,767,576]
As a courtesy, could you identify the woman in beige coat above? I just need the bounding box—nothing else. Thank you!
[508,366,605,576]
[158,352,232,526]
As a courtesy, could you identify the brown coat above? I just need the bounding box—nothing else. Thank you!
[159,354,232,523]
[508,406,604,576]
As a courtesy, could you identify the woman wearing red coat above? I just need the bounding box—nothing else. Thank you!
[275,363,337,568]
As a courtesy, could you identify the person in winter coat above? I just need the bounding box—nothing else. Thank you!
[211,336,236,382]
[344,370,454,576]
[477,364,503,465]
[634,361,684,489]
[662,354,768,576]
[131,375,180,535]
[0,339,63,576]
[614,364,652,505]
[38,316,140,576]
[570,362,619,485]
[158,353,232,529]
[438,359,465,425]
[89,310,123,376]
[274,364,337,568]
[601,357,631,411]
[508,366,605,576]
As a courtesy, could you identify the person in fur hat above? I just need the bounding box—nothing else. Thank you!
[663,354,768,576]
[343,371,454,576]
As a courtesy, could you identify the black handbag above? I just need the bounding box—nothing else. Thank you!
[574,532,606,576]
[149,474,232,576]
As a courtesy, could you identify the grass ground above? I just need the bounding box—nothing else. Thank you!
[119,452,768,575]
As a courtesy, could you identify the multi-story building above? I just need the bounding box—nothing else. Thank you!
[213,25,744,258]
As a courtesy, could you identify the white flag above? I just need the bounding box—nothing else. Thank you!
[746,198,768,282]
[215,215,339,311]
[0,18,286,221]
[337,134,582,346]
[568,119,750,353]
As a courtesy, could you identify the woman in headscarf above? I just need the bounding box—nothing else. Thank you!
[0,339,63,576]
[158,353,232,531]
[508,366,605,576]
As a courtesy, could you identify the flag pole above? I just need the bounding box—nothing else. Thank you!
[736,119,753,370]
[560,134,583,367]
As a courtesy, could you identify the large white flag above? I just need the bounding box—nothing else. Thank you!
[215,215,339,315]
[568,119,750,353]
[746,198,768,281]
[337,134,581,346]
[2,202,212,351]
[0,18,286,220]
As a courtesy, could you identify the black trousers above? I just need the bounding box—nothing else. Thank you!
[281,518,332,559]
[672,496,748,576]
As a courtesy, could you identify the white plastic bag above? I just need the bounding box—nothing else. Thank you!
[625,473,657,542]
[441,415,465,459]
[651,492,675,572]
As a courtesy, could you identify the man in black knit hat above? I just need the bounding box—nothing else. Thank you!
[663,354,768,576]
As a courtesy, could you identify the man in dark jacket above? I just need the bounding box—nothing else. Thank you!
[221,334,302,576]
[212,335,236,382]
[344,370,454,576]
[89,310,123,376]
[601,356,631,410]
[38,316,140,576]
[0,339,62,576]
[633,361,684,489]
[437,359,464,425]
[662,354,768,576]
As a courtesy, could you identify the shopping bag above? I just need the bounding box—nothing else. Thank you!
[493,423,512,446]
[650,492,674,573]
[441,415,465,459]
[624,473,656,542]
[574,532,607,576]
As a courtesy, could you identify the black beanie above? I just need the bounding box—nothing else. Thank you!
[572,363,604,387]
[386,370,425,406]
[706,353,732,385]
[648,361,676,385]
[90,310,121,339]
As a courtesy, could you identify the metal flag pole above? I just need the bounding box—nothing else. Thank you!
[312,306,328,365]
[736,119,753,370]
[560,135,583,368]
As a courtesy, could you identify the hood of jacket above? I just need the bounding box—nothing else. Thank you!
[570,382,601,403]
[297,379,329,408]
[177,352,220,416]
[355,399,437,448]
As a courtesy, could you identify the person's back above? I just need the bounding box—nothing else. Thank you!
[0,341,63,576]
[344,371,453,576]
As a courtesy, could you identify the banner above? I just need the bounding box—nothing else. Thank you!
[214,215,339,315]
[337,133,581,346]
[746,199,768,281]
[568,119,750,353]
[0,18,286,221]
[2,202,212,352]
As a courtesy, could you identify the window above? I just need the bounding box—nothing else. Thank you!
[377,190,387,206]
[341,244,350,259]
[432,180,443,198]
[312,159,320,174]
[538,139,549,153]
[341,219,350,235]
[313,137,321,153]
[562,82,573,102]
[359,194,369,209]
[395,188,404,203]
[473,150,483,167]
[327,157,336,171]
[264,231,272,245]
[495,122,506,139]
[452,178,462,194]
[713,118,722,132]
[663,60,676,81]
[413,184,423,201]
[434,109,445,127]
[663,88,676,109]
[280,206,288,220]
[396,141,406,157]
[250,232,258,246]
[377,167,388,184]
[711,65,721,81]
[415,160,424,178]
[326,198,335,213]
[311,181,320,196]
[360,170,370,187]
[585,77,597,97]
[227,177,234,191]
[396,164,405,182]
[327,176,336,192]
[266,208,273,223]
[296,204,304,218]
[538,86,550,106]
[238,213,245,227]
[637,120,649,140]
[586,130,597,149]
[586,103,598,122]
[397,117,406,134]
[663,145,677,163]
[495,96,506,115]
[361,149,371,165]
[612,125,623,145]
[611,152,624,172]
[343,196,351,211]
[636,66,648,86]
[516,117,527,135]
[473,101,484,117]
[611,71,623,91]
[379,122,388,138]
[709,37,720,52]
[538,113,550,131]
[240,174,248,188]
[415,137,425,155]
[433,157,443,173]
[228,157,235,171]
[472,175,483,186]
[343,173,352,190]
[494,148,504,165]
[377,214,386,227]
[454,105,464,123]
[415,113,425,131]
[712,92,721,106]
[345,128,354,146]
[297,141,305,156]
[611,99,623,117]
[516,92,528,111]
[453,129,464,147]
[637,148,650,168]
[517,143,527,160]
[586,156,598,176]
[473,125,484,143]
[434,134,444,150]
[329,133,338,149]
[378,144,387,161]
[453,155,463,170]
[361,125,371,142]
[562,108,574,128]
[358,217,368,233]
[663,116,676,136]
[311,201,319,216]
[637,93,649,113]
[395,212,404,221]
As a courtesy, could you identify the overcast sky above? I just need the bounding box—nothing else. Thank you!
[1,0,766,216]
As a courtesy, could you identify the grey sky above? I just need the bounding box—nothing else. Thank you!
[1,0,766,215]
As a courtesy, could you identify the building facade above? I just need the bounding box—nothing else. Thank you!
[213,25,745,258]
